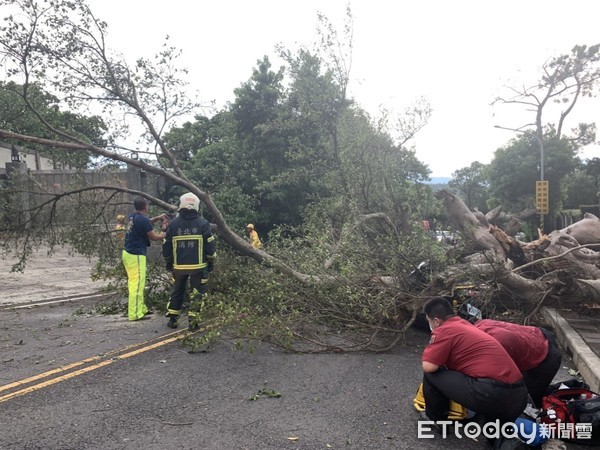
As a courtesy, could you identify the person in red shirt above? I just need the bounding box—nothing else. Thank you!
[474,319,561,407]
[421,297,528,424]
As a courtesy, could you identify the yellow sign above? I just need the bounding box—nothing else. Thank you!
[536,180,549,214]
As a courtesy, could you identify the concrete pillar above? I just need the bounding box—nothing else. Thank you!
[5,159,30,229]
[126,165,142,203]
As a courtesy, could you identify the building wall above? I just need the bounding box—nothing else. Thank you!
[0,142,56,170]
[2,158,165,227]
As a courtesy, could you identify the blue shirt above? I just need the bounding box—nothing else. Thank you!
[124,212,153,255]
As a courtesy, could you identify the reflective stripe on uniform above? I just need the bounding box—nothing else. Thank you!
[172,234,207,271]
[122,250,148,320]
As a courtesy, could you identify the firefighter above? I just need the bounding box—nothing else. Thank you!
[114,214,126,243]
[246,223,262,249]
[163,193,216,330]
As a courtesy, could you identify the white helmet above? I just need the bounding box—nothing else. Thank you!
[178,193,200,212]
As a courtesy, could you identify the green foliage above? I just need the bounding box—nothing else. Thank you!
[545,44,600,105]
[163,112,233,168]
[195,248,300,350]
[487,133,577,214]
[562,169,598,209]
[183,327,222,354]
[0,81,106,168]
[177,204,452,352]
[248,383,282,401]
[167,51,431,236]
[0,0,473,352]
[335,108,431,229]
[91,249,172,314]
[583,157,600,192]
[449,162,489,212]
[94,299,125,316]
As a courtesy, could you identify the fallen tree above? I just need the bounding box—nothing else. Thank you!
[1,0,598,353]
[434,189,600,308]
[361,192,598,332]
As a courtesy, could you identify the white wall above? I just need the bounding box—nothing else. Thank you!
[0,143,56,170]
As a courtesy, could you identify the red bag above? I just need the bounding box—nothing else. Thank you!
[541,387,600,444]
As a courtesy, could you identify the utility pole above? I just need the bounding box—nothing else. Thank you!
[494,125,546,233]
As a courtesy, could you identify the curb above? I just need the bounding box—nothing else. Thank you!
[542,306,600,392]
[0,290,111,310]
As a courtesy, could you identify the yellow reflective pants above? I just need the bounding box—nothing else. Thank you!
[122,250,148,320]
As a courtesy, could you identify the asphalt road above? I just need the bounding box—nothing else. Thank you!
[0,247,590,449]
[1,245,106,306]
[0,299,449,450]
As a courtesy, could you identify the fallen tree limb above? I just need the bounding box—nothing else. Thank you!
[513,243,600,273]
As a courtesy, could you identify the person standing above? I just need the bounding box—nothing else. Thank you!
[122,197,166,321]
[246,223,262,249]
[114,214,126,244]
[421,297,528,430]
[474,319,561,407]
[163,193,216,330]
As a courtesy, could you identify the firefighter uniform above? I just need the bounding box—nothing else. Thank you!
[246,223,262,249]
[163,193,216,330]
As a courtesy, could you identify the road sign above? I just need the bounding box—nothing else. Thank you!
[536,180,549,214]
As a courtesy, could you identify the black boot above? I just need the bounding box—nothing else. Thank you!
[167,316,178,329]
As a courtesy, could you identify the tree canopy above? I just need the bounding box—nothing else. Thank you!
[448,161,489,212]
[1,0,599,352]
[0,81,106,168]
[0,0,444,351]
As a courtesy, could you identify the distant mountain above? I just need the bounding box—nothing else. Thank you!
[425,177,451,185]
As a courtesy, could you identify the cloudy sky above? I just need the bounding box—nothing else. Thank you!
[88,0,599,177]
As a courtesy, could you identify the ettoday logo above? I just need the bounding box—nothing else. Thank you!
[417,419,593,444]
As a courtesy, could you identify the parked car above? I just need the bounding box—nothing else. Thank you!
[434,230,456,245]
[515,232,527,242]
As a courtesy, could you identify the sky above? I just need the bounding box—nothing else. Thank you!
[87,0,599,177]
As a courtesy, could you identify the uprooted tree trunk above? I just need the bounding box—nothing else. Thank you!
[435,189,600,308]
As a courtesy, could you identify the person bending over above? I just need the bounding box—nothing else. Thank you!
[421,297,528,426]
[475,319,561,407]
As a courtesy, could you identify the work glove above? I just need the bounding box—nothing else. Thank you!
[207,261,214,273]
[165,260,173,272]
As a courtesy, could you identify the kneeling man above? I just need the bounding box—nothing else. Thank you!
[421,297,528,424]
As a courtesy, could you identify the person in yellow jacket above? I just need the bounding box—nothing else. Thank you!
[246,223,262,249]
[114,214,126,243]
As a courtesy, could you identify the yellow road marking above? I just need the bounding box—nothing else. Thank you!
[0,328,184,394]
[0,355,102,393]
[0,328,192,404]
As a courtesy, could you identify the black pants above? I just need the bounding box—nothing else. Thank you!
[423,369,528,423]
[523,328,562,407]
[166,271,207,316]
